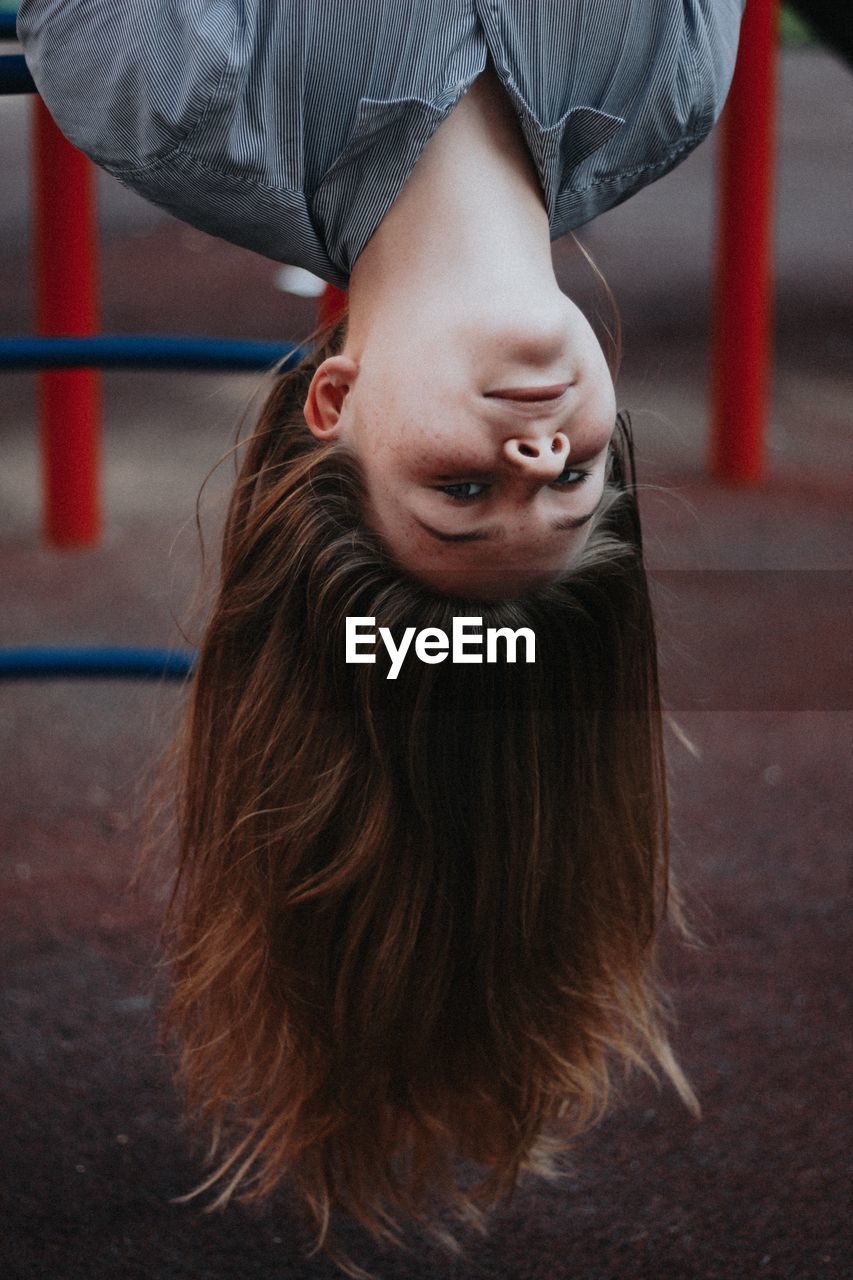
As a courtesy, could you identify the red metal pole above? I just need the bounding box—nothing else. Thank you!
[319,283,348,329]
[32,97,102,546]
[709,0,779,484]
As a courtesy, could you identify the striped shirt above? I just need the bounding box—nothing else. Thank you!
[17,1,744,289]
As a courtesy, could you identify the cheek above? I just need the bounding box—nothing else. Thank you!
[398,429,466,485]
[349,420,419,516]
[590,353,617,417]
[349,385,468,485]
[577,374,617,456]
[576,318,616,416]
[346,400,406,473]
[573,410,615,462]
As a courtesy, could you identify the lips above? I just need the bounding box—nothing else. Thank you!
[485,382,571,401]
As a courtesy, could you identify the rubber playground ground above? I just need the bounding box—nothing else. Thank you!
[1,45,850,1280]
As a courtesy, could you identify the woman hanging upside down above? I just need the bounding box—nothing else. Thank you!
[19,2,745,1275]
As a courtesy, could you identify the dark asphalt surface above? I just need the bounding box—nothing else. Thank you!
[1,46,851,1280]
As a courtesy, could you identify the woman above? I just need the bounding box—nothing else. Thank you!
[17,0,744,592]
[19,3,744,1276]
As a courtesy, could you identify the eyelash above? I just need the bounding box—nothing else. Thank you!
[437,469,590,502]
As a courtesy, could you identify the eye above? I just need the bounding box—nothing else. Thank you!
[437,481,488,502]
[552,467,589,487]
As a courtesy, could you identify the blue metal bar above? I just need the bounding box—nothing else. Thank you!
[0,646,196,680]
[0,14,20,40]
[0,53,35,94]
[0,335,306,372]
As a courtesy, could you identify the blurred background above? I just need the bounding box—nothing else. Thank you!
[1,6,851,1279]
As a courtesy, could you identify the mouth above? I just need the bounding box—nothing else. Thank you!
[485,382,571,402]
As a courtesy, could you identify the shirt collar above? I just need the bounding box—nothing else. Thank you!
[311,80,625,279]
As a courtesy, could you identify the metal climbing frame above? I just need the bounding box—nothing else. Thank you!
[1,5,780,533]
[709,0,779,484]
[0,11,322,552]
[0,3,777,677]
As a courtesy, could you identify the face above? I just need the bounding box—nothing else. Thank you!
[304,294,617,598]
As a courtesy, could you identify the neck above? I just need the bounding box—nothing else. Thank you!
[345,62,563,356]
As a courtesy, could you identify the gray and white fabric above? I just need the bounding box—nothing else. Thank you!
[17,0,745,289]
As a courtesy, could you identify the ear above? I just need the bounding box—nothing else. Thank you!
[303,355,359,441]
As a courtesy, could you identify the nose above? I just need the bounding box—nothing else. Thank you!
[503,430,569,480]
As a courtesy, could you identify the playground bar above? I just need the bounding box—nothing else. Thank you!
[709,0,779,484]
[0,646,195,680]
[33,97,101,545]
[0,335,304,372]
[319,284,348,328]
[2,2,782,552]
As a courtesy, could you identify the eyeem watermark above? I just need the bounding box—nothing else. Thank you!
[346,617,536,680]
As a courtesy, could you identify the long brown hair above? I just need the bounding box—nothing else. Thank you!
[153,312,695,1279]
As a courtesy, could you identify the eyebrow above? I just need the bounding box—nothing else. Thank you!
[414,508,600,544]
